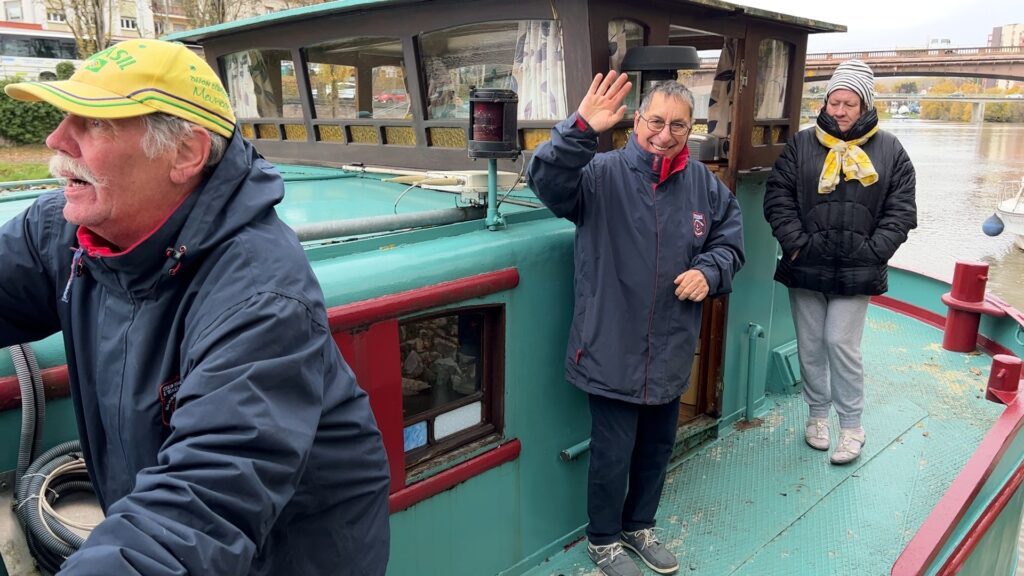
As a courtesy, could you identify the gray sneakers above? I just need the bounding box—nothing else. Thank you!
[830,428,866,465]
[805,417,830,451]
[620,528,679,574]
[588,542,641,576]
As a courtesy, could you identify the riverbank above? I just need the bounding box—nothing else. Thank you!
[0,144,50,181]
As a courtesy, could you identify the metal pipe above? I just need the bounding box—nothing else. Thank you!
[560,438,591,462]
[293,206,486,242]
[486,158,504,231]
[0,178,63,190]
[340,164,426,177]
[746,322,765,421]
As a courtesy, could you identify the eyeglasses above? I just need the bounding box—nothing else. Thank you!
[638,113,691,136]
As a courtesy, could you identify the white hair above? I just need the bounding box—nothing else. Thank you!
[639,80,696,116]
[140,113,227,169]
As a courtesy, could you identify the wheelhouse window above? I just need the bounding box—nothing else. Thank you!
[372,65,408,119]
[754,39,791,120]
[400,307,502,467]
[419,20,567,121]
[303,37,406,120]
[609,19,644,114]
[220,48,302,119]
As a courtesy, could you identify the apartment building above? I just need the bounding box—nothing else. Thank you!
[1,0,300,79]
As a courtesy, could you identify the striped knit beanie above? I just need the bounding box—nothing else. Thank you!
[826,59,875,109]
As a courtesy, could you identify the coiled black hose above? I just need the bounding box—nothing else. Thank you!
[7,344,95,575]
[9,343,45,488]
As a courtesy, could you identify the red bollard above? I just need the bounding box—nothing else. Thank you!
[940,261,1005,352]
[985,354,1022,405]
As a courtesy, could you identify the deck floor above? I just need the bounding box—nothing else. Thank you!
[525,305,1003,576]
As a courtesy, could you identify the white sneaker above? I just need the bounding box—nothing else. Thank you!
[805,417,830,451]
[830,428,866,464]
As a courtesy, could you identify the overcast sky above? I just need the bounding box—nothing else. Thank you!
[734,0,1023,53]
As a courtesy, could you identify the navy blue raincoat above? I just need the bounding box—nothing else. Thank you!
[528,114,745,405]
[0,133,390,575]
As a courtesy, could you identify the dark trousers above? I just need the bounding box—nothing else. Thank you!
[586,393,680,545]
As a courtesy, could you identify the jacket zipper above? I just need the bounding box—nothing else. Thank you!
[643,180,660,403]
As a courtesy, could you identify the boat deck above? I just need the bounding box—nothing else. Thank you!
[525,304,1003,576]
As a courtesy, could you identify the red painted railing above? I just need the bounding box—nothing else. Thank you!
[888,294,1024,575]
[891,397,1024,575]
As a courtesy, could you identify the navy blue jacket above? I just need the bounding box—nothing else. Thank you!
[528,114,745,405]
[0,133,390,575]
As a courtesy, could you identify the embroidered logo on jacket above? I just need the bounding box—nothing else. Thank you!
[158,377,181,427]
[692,211,707,237]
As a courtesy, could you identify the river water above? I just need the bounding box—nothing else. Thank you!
[877,120,1024,309]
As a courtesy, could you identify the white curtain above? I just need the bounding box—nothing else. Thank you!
[755,40,789,119]
[224,52,259,118]
[513,21,567,120]
[708,39,737,138]
[223,51,279,118]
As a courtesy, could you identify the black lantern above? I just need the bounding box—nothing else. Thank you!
[467,88,519,159]
[620,46,700,99]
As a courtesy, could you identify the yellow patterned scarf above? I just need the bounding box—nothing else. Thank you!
[815,125,879,194]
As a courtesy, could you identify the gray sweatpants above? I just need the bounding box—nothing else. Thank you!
[789,287,871,429]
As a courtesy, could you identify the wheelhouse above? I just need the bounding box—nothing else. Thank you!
[164,0,842,453]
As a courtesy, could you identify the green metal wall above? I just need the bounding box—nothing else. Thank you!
[303,213,590,576]
[720,172,793,428]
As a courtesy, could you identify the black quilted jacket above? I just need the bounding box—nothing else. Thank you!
[763,110,918,295]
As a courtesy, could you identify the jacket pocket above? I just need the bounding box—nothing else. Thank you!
[848,236,881,266]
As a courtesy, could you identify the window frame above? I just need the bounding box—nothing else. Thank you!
[4,0,23,21]
[398,304,505,469]
[417,18,568,122]
[328,268,517,494]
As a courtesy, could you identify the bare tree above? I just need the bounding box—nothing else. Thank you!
[179,0,253,28]
[161,0,322,32]
[46,0,114,57]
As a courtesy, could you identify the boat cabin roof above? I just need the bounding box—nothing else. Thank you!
[166,0,844,43]
[163,0,844,181]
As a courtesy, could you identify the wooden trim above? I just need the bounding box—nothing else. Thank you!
[327,268,519,331]
[0,365,70,413]
[388,439,521,513]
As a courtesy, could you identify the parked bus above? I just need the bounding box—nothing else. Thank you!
[0,26,80,80]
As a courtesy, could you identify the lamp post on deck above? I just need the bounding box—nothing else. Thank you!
[467,88,519,231]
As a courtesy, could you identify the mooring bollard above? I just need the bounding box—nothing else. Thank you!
[985,354,1022,405]
[940,261,1005,352]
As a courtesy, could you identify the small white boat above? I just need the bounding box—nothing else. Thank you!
[995,177,1024,249]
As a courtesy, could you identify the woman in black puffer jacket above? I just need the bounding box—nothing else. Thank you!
[763,59,917,466]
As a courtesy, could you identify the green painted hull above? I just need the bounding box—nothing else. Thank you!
[2,167,1023,576]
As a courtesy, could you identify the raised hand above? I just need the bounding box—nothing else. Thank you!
[577,71,633,134]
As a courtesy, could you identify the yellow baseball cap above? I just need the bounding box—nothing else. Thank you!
[4,39,236,138]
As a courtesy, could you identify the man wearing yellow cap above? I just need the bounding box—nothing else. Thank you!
[763,59,917,466]
[0,39,390,575]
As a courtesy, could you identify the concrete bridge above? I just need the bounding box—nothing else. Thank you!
[803,46,1024,83]
[696,46,1024,83]
[870,93,1024,103]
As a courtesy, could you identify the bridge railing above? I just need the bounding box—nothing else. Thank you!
[805,45,1024,61]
